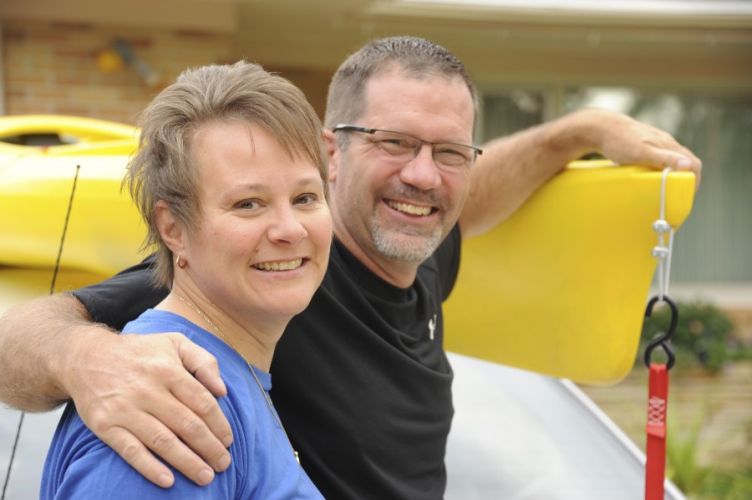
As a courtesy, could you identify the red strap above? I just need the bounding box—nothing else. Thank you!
[645,363,669,500]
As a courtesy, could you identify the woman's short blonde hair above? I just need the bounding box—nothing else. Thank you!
[125,61,328,287]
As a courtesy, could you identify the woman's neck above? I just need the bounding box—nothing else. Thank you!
[159,282,286,372]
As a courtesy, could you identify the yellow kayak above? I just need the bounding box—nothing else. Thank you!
[0,115,144,277]
[0,115,696,384]
[444,161,695,384]
[0,114,138,157]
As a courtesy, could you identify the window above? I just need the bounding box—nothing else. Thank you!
[481,87,752,283]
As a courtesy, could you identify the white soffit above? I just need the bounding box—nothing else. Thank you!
[373,0,752,27]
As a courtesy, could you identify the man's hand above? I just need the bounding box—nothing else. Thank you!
[587,108,702,187]
[60,328,233,488]
[460,107,702,239]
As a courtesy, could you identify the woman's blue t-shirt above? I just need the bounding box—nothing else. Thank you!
[41,309,323,499]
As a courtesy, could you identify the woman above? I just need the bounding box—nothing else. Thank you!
[41,61,332,498]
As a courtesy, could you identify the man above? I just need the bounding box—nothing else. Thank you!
[0,37,700,499]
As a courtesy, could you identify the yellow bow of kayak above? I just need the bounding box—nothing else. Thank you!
[444,161,695,384]
[0,115,696,384]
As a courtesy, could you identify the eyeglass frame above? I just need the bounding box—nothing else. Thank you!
[331,124,483,171]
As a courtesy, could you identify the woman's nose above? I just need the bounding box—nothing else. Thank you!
[267,207,308,244]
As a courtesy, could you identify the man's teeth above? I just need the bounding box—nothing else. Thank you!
[253,259,303,271]
[387,200,431,216]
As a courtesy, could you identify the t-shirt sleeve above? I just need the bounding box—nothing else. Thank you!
[71,255,169,330]
[434,224,462,302]
[47,407,238,499]
[51,442,228,499]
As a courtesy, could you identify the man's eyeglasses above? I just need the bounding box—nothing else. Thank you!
[332,124,482,172]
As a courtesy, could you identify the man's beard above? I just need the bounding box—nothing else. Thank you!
[369,216,444,263]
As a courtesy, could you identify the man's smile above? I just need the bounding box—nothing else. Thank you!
[385,199,436,217]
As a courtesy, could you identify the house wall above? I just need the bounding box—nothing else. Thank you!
[2,20,234,124]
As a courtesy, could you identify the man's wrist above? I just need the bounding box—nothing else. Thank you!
[50,320,116,403]
[545,108,610,161]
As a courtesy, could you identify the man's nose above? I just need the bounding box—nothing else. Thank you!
[399,144,441,190]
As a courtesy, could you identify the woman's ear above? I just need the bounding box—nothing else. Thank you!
[154,200,186,255]
[323,129,339,182]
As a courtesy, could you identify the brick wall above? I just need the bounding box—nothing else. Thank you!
[2,20,234,125]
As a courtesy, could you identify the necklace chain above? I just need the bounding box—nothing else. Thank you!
[173,293,300,463]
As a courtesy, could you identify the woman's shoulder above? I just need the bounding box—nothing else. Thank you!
[122,309,198,337]
[43,401,248,498]
[122,310,243,364]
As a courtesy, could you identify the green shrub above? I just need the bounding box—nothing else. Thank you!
[640,300,745,373]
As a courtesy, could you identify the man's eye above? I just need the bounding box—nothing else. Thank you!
[435,147,470,165]
[377,138,414,153]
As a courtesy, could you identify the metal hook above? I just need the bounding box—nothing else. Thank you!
[643,295,678,370]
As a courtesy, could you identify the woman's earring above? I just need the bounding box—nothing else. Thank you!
[175,254,187,269]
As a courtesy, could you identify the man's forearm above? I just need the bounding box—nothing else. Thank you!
[459,108,701,239]
[0,292,112,411]
[459,112,584,238]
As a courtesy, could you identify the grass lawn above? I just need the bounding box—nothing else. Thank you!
[580,361,752,499]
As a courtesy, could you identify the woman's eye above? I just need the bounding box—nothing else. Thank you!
[235,199,260,210]
[294,193,318,205]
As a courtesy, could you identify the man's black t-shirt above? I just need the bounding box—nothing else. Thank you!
[73,226,462,500]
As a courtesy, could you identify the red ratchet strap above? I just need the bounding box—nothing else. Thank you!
[644,169,679,499]
[645,363,669,500]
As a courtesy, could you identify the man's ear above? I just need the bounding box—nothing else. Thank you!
[323,129,339,182]
[154,200,186,255]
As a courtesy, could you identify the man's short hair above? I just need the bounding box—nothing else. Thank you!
[324,36,478,136]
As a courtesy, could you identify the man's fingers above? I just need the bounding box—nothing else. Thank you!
[72,333,232,486]
[176,335,227,397]
[91,401,221,487]
[599,111,702,189]
[659,149,702,190]
[172,335,234,450]
[674,145,702,188]
[171,374,234,449]
[101,427,175,488]
[69,333,236,486]
[114,411,219,486]
[152,374,234,474]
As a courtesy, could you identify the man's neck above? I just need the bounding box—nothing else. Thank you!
[333,231,419,289]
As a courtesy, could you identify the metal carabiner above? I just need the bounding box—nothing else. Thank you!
[643,295,678,370]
